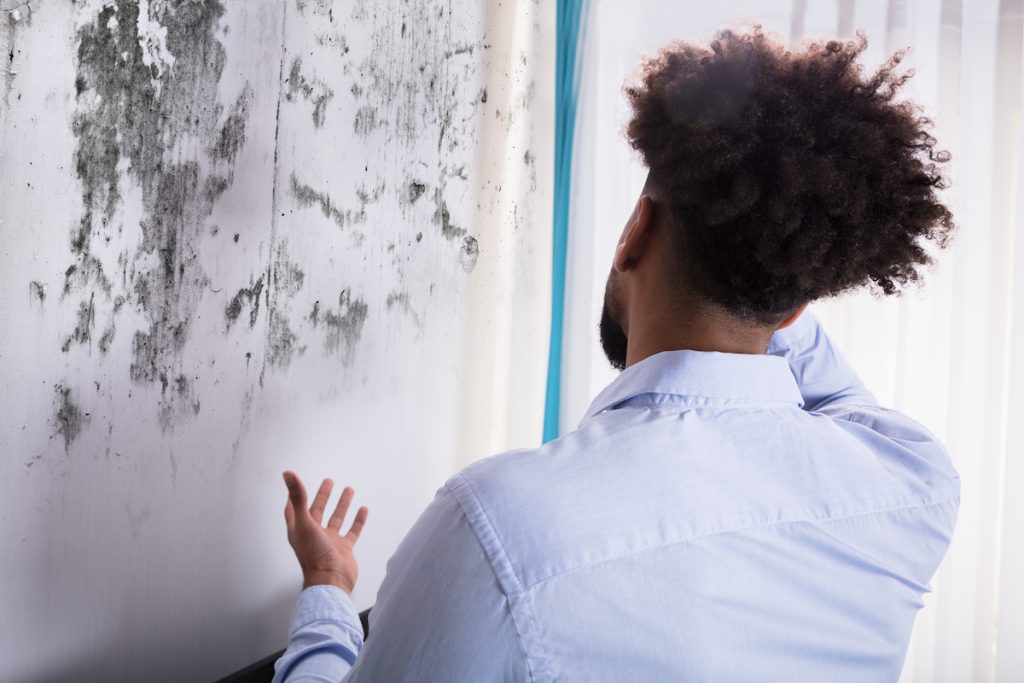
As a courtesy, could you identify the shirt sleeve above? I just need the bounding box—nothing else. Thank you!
[274,483,529,682]
[765,308,879,412]
[766,308,960,490]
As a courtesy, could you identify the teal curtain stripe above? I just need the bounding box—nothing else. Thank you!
[543,0,589,443]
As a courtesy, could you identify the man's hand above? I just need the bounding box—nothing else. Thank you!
[282,470,369,594]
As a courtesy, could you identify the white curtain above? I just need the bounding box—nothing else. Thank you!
[564,1,1024,680]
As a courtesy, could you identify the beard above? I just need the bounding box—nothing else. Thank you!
[599,271,628,371]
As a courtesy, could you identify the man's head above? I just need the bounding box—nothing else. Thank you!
[599,27,955,370]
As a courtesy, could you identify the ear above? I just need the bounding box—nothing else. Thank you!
[613,195,656,273]
[775,301,809,330]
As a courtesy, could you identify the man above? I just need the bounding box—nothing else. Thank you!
[273,27,959,682]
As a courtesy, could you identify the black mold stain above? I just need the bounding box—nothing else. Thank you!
[54,383,88,451]
[290,173,366,229]
[2,1,30,106]
[285,57,334,128]
[523,149,538,190]
[61,292,95,352]
[385,290,423,328]
[295,0,335,15]
[353,105,380,137]
[99,321,115,354]
[29,280,46,306]
[406,181,426,204]
[458,235,479,273]
[211,84,253,163]
[225,274,265,330]
[72,0,231,431]
[309,289,368,366]
[264,241,306,370]
[431,186,466,240]
[345,1,497,273]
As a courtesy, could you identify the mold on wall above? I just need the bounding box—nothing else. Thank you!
[70,0,230,430]
[0,0,552,680]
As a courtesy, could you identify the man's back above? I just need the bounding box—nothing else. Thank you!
[275,309,959,682]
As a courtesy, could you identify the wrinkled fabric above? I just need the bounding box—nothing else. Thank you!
[274,310,960,682]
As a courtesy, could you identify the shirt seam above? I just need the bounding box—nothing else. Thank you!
[444,476,542,682]
[521,495,960,593]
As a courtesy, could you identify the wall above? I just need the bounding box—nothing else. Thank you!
[0,1,552,680]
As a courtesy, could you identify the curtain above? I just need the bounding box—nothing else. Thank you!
[563,1,1024,680]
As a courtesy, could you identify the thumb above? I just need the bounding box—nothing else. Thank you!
[283,471,310,522]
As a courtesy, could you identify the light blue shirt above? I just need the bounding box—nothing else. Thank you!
[273,310,960,682]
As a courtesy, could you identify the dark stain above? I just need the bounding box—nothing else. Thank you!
[523,149,537,190]
[264,241,306,370]
[295,0,335,15]
[355,180,385,215]
[72,0,230,430]
[458,236,480,273]
[54,383,88,451]
[211,84,253,163]
[29,280,46,306]
[61,292,95,352]
[99,322,115,354]
[431,186,466,240]
[204,175,230,205]
[290,173,366,229]
[445,43,475,59]
[285,56,334,128]
[407,181,426,204]
[2,2,31,105]
[353,105,380,137]
[309,289,368,366]
[385,290,423,328]
[225,274,265,330]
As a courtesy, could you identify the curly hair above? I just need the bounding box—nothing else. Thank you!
[625,27,955,325]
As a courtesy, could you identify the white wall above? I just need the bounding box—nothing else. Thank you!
[0,1,552,681]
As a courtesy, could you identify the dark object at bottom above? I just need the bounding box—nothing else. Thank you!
[214,607,372,683]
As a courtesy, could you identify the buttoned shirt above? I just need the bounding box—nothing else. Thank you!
[272,309,960,682]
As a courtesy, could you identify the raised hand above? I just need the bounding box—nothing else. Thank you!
[282,470,369,594]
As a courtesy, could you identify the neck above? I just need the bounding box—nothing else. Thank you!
[624,302,774,368]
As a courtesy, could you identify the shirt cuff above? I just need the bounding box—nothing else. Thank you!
[289,583,364,645]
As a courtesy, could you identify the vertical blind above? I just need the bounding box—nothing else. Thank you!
[560,1,1024,680]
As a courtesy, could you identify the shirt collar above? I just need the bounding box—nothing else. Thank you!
[578,349,804,427]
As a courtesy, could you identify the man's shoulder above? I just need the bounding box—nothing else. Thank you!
[443,437,566,510]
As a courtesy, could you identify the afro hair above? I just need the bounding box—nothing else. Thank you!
[625,27,955,324]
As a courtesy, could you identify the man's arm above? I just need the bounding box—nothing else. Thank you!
[765,308,879,412]
[767,308,960,493]
[274,483,529,682]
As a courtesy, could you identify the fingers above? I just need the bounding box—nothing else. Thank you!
[310,478,334,524]
[345,506,369,544]
[285,473,367,541]
[327,486,355,532]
